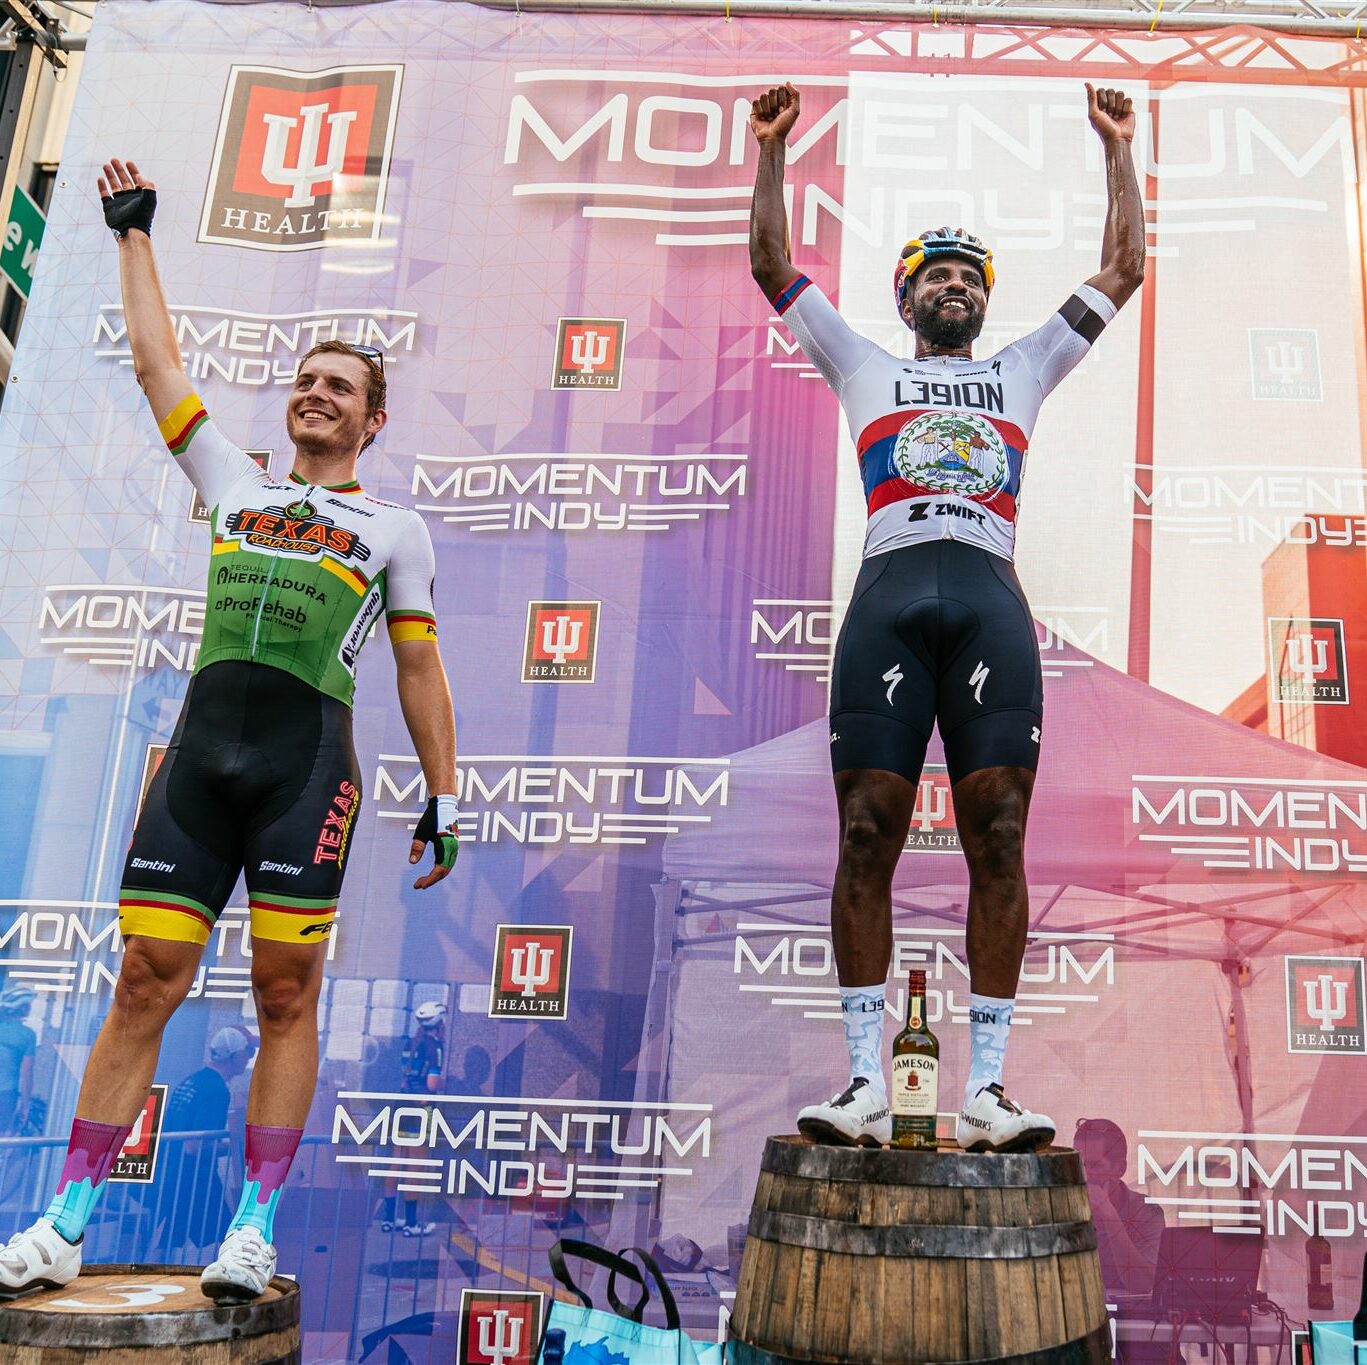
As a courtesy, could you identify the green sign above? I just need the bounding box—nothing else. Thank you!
[1,185,45,301]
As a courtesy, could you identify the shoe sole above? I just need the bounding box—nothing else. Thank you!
[958,1125,1055,1154]
[200,1277,266,1304]
[797,1117,885,1148]
[0,1276,70,1302]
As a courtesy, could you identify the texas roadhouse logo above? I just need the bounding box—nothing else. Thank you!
[458,1289,544,1365]
[1270,617,1349,705]
[523,601,600,683]
[489,925,573,1020]
[1286,955,1366,1055]
[200,63,404,252]
[552,317,626,390]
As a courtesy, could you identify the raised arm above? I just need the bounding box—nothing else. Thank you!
[97,159,192,422]
[749,84,803,302]
[1083,86,1145,311]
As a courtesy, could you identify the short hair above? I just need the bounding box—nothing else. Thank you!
[1075,1117,1127,1168]
[297,340,387,453]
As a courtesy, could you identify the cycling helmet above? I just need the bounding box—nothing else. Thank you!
[894,228,995,318]
[0,986,34,1014]
[414,1001,447,1027]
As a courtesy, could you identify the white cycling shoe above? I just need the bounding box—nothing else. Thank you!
[797,1077,892,1147]
[957,1083,1055,1153]
[200,1225,277,1303]
[0,1218,81,1300]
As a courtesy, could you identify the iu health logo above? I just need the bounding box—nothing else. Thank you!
[200,64,404,252]
[523,601,600,683]
[109,1085,168,1184]
[1285,955,1366,1054]
[489,925,573,1020]
[458,1288,543,1365]
[1269,617,1349,706]
[903,765,960,855]
[552,318,626,390]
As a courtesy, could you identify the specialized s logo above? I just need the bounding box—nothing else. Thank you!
[893,411,1008,499]
[199,64,404,253]
[457,1289,543,1365]
[224,505,370,560]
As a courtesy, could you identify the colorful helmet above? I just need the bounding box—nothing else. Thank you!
[414,1001,447,1026]
[893,228,996,314]
[0,986,34,1014]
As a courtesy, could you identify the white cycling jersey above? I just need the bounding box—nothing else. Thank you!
[771,274,1117,562]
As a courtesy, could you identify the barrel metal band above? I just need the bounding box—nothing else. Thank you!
[747,1208,1098,1259]
[728,1318,1112,1365]
[760,1136,1085,1189]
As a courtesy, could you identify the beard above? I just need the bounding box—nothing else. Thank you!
[286,410,365,459]
[910,292,984,349]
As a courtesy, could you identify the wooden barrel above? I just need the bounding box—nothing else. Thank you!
[0,1265,300,1363]
[729,1138,1109,1365]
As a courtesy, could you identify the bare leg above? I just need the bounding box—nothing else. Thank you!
[830,769,918,987]
[955,766,1035,998]
[76,937,203,1124]
[245,939,327,1127]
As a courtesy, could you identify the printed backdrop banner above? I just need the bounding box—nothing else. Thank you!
[2,1,1367,1358]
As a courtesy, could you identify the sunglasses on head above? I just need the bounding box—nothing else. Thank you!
[346,343,385,377]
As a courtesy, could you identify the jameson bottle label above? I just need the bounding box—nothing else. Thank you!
[892,969,939,1148]
[891,1054,938,1117]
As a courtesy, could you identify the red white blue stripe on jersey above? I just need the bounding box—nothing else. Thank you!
[771,275,815,316]
[856,410,1028,522]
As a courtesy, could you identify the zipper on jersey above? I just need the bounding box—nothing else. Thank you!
[250,481,310,656]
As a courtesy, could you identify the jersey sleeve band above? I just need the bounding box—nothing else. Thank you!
[771,274,814,316]
[158,393,210,457]
[1058,294,1108,344]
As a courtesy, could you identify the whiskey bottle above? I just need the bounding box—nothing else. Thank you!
[891,969,939,1149]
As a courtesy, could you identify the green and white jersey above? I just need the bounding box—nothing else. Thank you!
[159,392,438,707]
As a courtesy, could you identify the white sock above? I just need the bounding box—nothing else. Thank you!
[964,992,1014,1105]
[839,984,886,1093]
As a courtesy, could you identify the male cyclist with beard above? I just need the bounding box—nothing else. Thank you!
[750,84,1144,1152]
[0,159,460,1303]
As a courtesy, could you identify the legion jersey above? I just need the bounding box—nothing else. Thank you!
[159,393,438,707]
[772,276,1117,562]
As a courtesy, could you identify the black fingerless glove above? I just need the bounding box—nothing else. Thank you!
[102,186,156,239]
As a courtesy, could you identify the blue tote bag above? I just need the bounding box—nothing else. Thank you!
[537,1238,725,1364]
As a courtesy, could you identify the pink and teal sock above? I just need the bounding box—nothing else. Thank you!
[227,1124,303,1242]
[43,1117,134,1243]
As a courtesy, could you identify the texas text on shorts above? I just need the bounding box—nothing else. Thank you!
[748,83,1145,1153]
[0,159,463,1304]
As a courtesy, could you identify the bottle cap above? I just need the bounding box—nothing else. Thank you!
[910,969,927,992]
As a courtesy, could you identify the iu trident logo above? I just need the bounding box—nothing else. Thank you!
[200,64,404,252]
[1286,956,1367,1054]
[489,925,573,1020]
[523,602,600,684]
[457,1289,544,1365]
[552,318,627,390]
[260,103,357,208]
